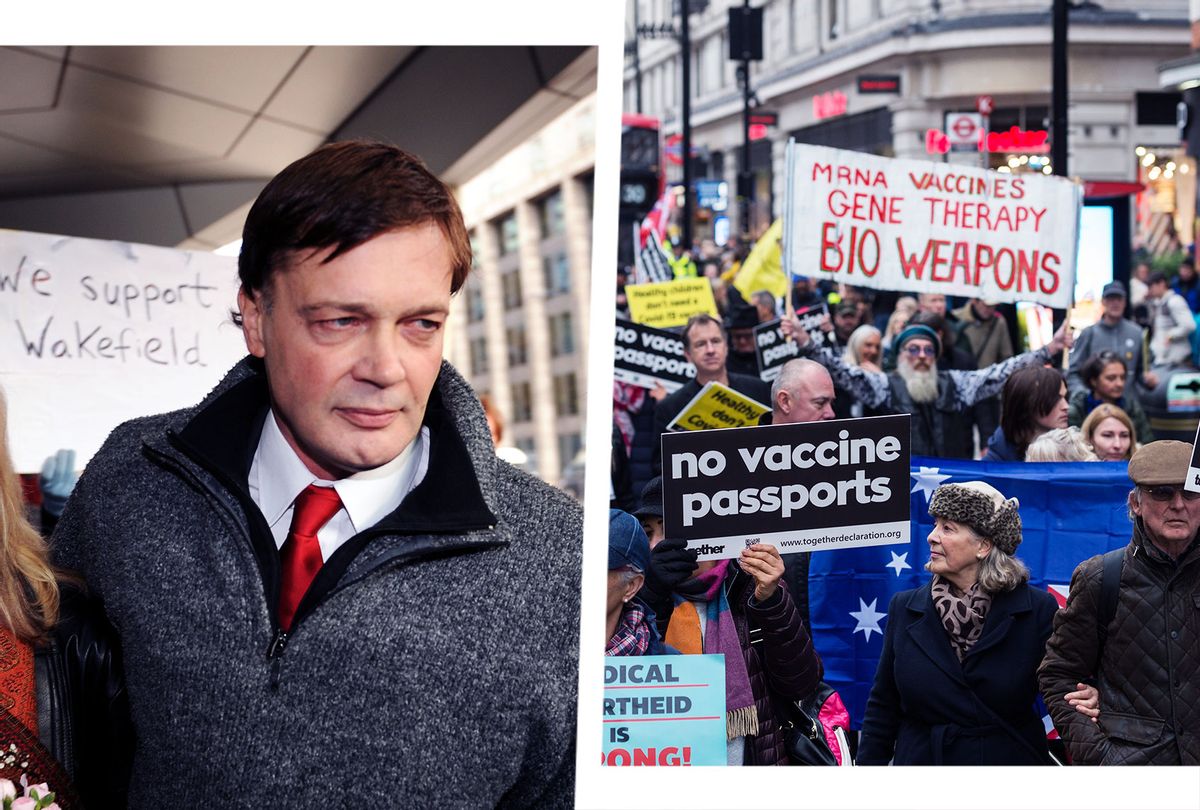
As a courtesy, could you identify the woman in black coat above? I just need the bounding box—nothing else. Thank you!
[857,481,1059,765]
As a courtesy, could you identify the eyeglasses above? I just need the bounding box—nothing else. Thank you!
[1141,485,1200,502]
[903,345,937,358]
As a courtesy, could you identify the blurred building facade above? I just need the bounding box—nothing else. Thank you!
[446,95,595,490]
[625,0,1190,250]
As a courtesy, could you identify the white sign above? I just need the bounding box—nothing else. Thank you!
[0,230,246,471]
[783,143,1082,309]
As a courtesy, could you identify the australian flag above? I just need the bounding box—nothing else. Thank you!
[808,456,1135,728]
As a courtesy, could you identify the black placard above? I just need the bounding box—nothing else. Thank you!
[614,319,695,392]
[753,304,830,382]
[661,415,911,559]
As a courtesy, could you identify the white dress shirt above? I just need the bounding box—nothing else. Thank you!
[248,411,430,561]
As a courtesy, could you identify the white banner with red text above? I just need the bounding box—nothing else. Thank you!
[783,143,1082,308]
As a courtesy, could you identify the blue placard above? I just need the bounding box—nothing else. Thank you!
[602,654,727,766]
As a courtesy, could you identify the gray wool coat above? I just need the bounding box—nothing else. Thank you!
[51,358,582,808]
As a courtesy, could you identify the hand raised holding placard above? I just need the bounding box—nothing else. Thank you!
[740,543,785,602]
[1046,318,1075,357]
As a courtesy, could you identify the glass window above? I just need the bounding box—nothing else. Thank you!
[497,213,519,255]
[467,282,485,323]
[538,191,565,238]
[502,269,523,309]
[469,337,489,376]
[549,312,575,357]
[554,373,579,416]
[543,254,571,295]
[506,325,527,367]
[512,381,533,422]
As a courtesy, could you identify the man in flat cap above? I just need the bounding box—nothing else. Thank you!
[1039,440,1200,764]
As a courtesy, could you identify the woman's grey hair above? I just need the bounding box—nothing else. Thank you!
[977,543,1030,592]
[924,522,1030,592]
[614,565,644,587]
[1025,427,1098,462]
[843,323,882,366]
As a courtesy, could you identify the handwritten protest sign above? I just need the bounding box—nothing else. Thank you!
[784,143,1082,308]
[754,304,830,382]
[662,415,911,560]
[613,319,695,392]
[0,230,245,471]
[625,278,718,328]
[664,381,769,432]
[602,654,726,766]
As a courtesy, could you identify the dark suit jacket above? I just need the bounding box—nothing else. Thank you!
[857,581,1057,765]
[650,372,771,473]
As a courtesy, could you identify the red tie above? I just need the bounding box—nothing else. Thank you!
[278,484,342,632]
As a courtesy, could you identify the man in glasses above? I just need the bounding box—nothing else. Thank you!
[786,319,1072,459]
[1040,440,1200,765]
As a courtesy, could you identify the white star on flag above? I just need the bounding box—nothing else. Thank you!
[911,466,951,502]
[850,597,887,641]
[886,551,911,577]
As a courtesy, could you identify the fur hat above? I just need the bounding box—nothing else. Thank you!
[929,481,1023,555]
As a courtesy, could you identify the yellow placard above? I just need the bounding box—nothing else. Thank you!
[625,278,718,328]
[666,381,770,432]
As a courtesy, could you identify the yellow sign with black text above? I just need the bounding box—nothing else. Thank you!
[625,278,719,328]
[665,381,769,432]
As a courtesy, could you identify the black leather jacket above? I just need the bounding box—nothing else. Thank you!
[34,584,132,808]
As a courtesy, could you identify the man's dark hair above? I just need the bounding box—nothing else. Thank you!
[235,140,472,321]
[681,313,725,350]
[1001,365,1065,457]
[1080,351,1127,390]
[1147,271,1169,287]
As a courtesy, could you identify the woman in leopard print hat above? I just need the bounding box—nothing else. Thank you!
[857,481,1064,765]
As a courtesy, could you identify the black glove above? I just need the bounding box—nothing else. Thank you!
[643,536,698,600]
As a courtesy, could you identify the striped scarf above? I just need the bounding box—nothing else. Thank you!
[665,561,758,740]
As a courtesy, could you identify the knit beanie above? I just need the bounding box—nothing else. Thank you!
[928,481,1023,554]
[895,324,942,357]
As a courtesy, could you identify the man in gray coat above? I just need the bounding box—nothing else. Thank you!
[1066,281,1155,396]
[52,141,582,807]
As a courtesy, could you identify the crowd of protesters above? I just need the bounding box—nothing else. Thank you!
[611,233,1200,766]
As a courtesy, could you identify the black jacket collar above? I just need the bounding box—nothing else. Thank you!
[170,357,497,534]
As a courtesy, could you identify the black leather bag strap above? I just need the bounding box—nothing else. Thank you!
[1097,547,1124,657]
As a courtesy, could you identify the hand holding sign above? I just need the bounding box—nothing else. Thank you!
[740,543,785,602]
[1046,319,1075,357]
[643,536,699,602]
[780,314,808,348]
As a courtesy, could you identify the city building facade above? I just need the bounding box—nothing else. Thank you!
[625,0,1191,253]
[446,96,595,490]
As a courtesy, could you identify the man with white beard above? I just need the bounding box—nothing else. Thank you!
[787,321,1073,458]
